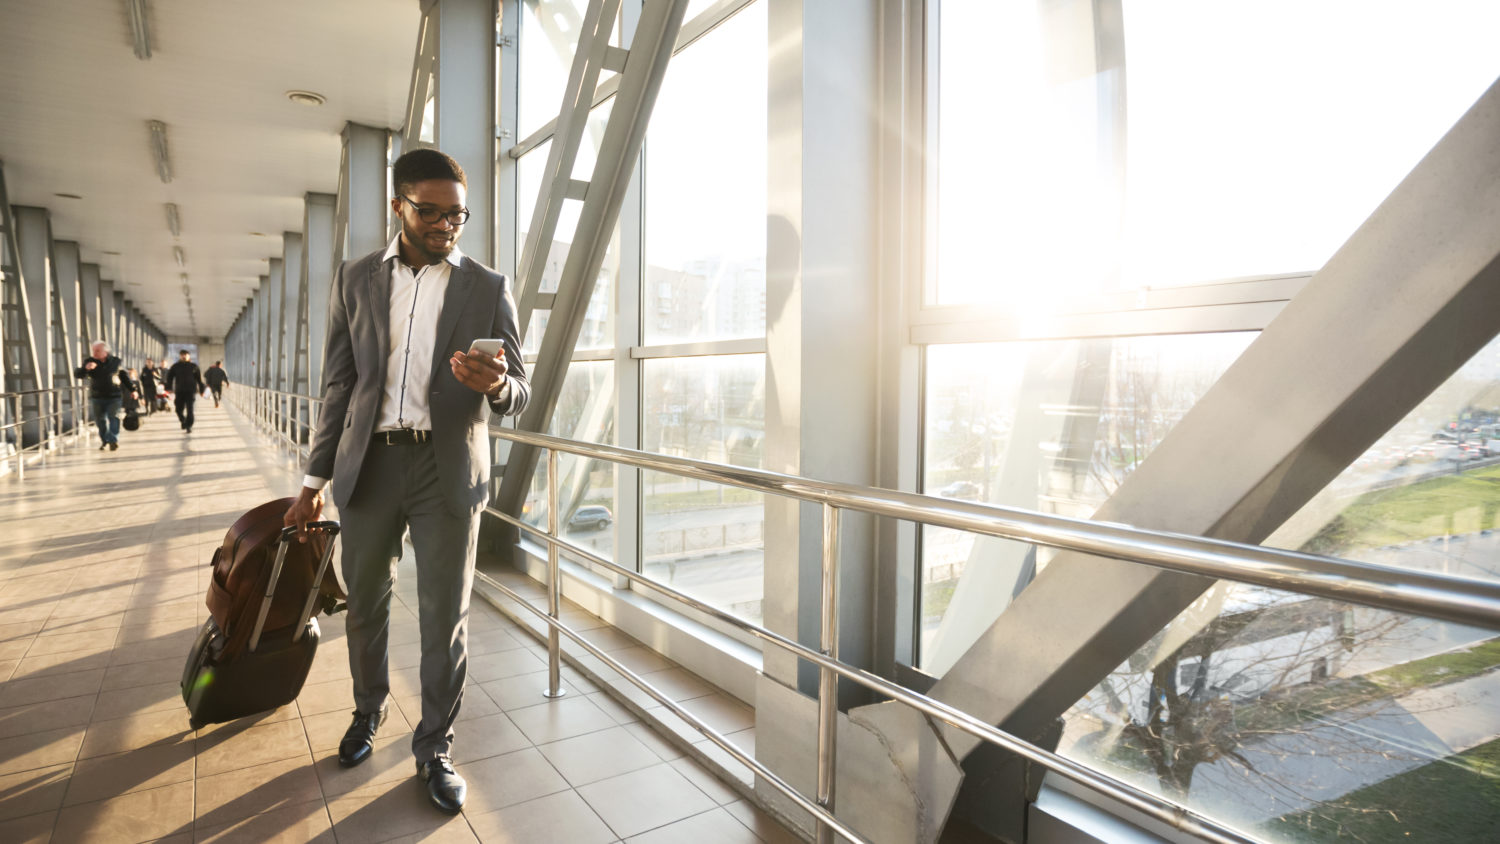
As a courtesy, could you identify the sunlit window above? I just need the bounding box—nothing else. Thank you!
[644,1,766,345]
[933,0,1500,307]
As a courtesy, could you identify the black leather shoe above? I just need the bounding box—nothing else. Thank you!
[337,704,388,767]
[416,755,466,814]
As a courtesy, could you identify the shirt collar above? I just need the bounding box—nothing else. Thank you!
[382,234,465,268]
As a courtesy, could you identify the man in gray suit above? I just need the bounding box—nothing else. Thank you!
[285,148,528,813]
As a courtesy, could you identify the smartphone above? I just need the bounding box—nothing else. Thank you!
[469,338,504,357]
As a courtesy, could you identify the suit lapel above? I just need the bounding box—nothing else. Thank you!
[369,257,393,379]
[430,259,475,382]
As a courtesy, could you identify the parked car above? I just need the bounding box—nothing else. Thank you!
[937,480,981,499]
[567,505,613,531]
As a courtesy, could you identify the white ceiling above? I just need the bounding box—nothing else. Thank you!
[0,0,420,338]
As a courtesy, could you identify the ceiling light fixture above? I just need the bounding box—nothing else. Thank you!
[285,90,326,107]
[165,203,180,237]
[125,0,152,60]
[173,246,185,267]
[148,120,172,183]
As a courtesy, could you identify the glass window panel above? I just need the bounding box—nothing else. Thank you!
[1058,336,1500,840]
[522,361,617,562]
[644,1,766,345]
[519,0,619,140]
[933,1,1500,306]
[920,333,1253,672]
[643,354,766,623]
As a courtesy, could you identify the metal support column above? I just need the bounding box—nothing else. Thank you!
[14,206,54,446]
[339,123,391,262]
[0,167,44,447]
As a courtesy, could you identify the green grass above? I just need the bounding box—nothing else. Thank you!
[642,486,761,514]
[1366,638,1500,692]
[1303,463,1500,553]
[1263,736,1500,843]
[1235,638,1500,735]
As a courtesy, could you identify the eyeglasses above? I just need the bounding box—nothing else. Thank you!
[399,196,470,226]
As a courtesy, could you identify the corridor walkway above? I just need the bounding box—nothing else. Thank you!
[0,400,791,843]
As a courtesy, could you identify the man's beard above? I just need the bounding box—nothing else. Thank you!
[403,219,456,265]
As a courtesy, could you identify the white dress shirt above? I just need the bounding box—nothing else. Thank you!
[303,236,463,492]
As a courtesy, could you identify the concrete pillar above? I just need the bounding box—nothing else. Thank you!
[79,263,101,343]
[343,122,392,261]
[429,0,496,266]
[304,193,337,393]
[281,232,302,394]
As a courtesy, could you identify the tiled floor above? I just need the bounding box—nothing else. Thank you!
[0,401,796,843]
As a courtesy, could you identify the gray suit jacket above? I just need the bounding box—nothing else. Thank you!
[306,248,529,515]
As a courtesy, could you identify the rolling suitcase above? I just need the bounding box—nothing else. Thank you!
[182,520,340,729]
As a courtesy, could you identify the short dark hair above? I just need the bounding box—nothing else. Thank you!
[392,148,467,195]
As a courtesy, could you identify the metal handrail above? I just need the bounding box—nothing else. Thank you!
[233,391,1496,843]
[231,385,323,460]
[486,426,1500,844]
[494,428,1500,631]
[1,386,92,480]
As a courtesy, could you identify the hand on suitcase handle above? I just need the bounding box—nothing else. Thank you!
[279,521,339,542]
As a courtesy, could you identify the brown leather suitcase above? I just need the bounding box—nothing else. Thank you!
[203,498,345,662]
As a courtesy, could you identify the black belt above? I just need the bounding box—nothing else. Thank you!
[372,429,431,445]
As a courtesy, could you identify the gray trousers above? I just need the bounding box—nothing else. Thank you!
[339,440,479,762]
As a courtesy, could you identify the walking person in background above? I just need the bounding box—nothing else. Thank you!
[165,349,205,434]
[76,340,127,451]
[205,361,229,408]
[140,358,161,415]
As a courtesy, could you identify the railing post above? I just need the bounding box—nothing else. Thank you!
[13,395,23,481]
[816,502,841,843]
[543,447,566,699]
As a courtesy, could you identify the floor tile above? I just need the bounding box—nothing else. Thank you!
[724,800,804,844]
[452,747,569,816]
[194,756,325,826]
[466,789,616,844]
[576,763,717,839]
[538,725,662,787]
[194,801,334,844]
[0,725,88,776]
[0,694,97,740]
[78,710,193,760]
[507,696,617,745]
[195,716,310,777]
[52,780,195,843]
[324,778,472,843]
[0,809,57,844]
[64,741,196,806]
[0,667,105,708]
[625,807,763,843]
[0,763,71,822]
[446,712,532,764]
[91,681,182,722]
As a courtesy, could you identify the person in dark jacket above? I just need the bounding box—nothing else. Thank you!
[75,340,129,450]
[140,358,161,415]
[205,361,229,407]
[165,349,206,434]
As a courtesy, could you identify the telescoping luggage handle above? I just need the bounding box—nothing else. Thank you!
[247,521,340,653]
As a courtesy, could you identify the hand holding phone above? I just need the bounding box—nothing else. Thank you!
[451,339,509,396]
